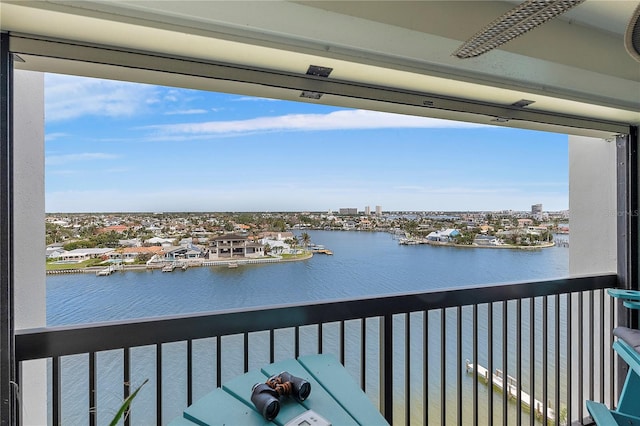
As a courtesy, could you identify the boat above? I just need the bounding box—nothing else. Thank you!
[309,244,332,254]
[162,264,176,272]
[227,261,238,269]
[398,238,420,245]
[96,265,115,276]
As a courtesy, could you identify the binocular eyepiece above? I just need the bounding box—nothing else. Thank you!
[251,371,311,421]
[250,383,281,421]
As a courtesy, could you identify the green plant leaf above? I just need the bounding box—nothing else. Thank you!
[109,378,148,426]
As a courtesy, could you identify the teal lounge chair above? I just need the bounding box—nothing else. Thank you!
[586,289,640,425]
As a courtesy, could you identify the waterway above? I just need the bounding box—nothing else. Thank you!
[48,230,567,325]
[46,230,570,425]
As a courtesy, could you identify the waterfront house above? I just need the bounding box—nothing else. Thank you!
[163,245,204,261]
[343,221,356,230]
[3,2,638,425]
[359,218,372,229]
[261,238,290,255]
[45,246,65,260]
[209,233,265,259]
[60,248,115,262]
[426,229,460,242]
[473,234,502,246]
[107,246,163,263]
[260,232,294,254]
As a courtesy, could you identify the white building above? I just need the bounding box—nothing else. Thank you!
[60,248,114,262]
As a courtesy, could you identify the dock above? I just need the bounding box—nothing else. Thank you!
[162,263,176,272]
[96,265,117,276]
[465,360,555,422]
[309,244,333,255]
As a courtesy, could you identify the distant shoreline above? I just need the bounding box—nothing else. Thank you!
[46,252,313,275]
[427,241,555,250]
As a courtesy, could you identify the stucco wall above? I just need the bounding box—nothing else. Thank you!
[568,134,617,274]
[14,69,46,425]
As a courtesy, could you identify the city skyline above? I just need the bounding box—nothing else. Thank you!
[45,73,569,213]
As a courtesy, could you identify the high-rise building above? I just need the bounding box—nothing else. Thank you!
[375,205,382,216]
[339,208,358,215]
[365,206,370,215]
[531,204,543,215]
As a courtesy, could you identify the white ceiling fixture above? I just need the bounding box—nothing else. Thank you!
[453,0,586,58]
[625,3,640,62]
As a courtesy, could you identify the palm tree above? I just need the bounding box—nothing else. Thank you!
[300,232,311,251]
[287,236,299,250]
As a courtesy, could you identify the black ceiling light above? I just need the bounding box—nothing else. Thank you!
[300,91,323,100]
[625,3,640,62]
[300,65,333,100]
[453,0,585,59]
[306,65,333,78]
[511,99,535,108]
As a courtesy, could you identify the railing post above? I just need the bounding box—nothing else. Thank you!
[380,314,393,424]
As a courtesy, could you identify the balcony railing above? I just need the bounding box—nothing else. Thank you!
[16,274,618,426]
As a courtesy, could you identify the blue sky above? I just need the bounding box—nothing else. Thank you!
[45,73,568,213]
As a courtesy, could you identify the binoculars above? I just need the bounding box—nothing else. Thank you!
[251,371,311,421]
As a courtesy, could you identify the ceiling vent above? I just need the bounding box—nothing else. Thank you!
[453,0,585,58]
[625,3,640,62]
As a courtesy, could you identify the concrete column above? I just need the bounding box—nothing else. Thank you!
[14,69,47,425]
[568,134,617,418]
[569,135,617,275]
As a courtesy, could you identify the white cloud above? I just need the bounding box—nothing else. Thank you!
[45,74,159,121]
[45,185,568,213]
[105,167,131,174]
[144,109,484,140]
[45,132,69,142]
[232,96,279,102]
[48,170,80,176]
[46,152,119,166]
[164,109,208,115]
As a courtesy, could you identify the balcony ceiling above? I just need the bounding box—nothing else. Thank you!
[1,0,639,137]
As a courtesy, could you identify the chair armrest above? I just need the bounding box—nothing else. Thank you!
[586,400,640,426]
[623,300,640,310]
[608,289,640,302]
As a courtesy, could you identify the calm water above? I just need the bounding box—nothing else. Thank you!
[47,230,568,325]
[46,231,570,425]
